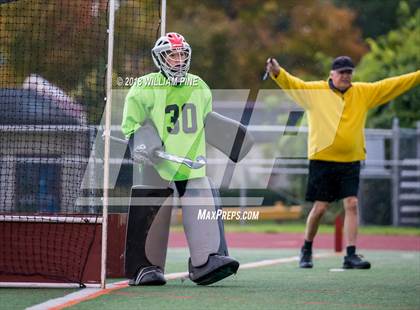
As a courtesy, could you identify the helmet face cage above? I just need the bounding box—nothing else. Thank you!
[152,33,191,82]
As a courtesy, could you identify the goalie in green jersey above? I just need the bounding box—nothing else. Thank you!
[121,32,253,286]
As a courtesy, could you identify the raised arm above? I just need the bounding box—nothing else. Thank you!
[273,67,315,90]
[361,70,420,109]
[266,58,314,90]
[265,58,326,109]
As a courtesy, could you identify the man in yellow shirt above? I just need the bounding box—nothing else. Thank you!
[266,56,420,269]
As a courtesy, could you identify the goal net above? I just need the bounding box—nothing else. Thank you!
[0,0,161,286]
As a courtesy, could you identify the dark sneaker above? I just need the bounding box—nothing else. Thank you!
[189,254,240,286]
[129,266,166,286]
[343,254,371,269]
[299,248,313,268]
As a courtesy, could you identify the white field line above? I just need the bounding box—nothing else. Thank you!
[27,252,337,310]
[0,283,100,288]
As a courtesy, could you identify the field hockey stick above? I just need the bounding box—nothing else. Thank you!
[106,135,206,169]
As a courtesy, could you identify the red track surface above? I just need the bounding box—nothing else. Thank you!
[169,232,420,251]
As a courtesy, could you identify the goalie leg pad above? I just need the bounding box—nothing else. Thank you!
[204,112,254,163]
[124,184,173,279]
[180,177,226,267]
[180,177,239,285]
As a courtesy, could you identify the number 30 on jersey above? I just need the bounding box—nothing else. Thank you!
[165,103,197,134]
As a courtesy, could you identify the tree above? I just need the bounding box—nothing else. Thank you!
[334,0,420,39]
[0,1,108,91]
[114,0,160,78]
[167,0,367,88]
[355,2,420,128]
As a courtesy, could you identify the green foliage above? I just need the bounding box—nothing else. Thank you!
[168,0,367,88]
[114,0,159,78]
[334,0,420,38]
[355,3,420,128]
[1,1,108,91]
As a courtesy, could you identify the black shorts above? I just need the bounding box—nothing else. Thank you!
[305,160,361,203]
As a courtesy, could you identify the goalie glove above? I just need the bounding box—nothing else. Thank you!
[128,121,164,165]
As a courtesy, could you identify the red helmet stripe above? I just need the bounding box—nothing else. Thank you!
[167,32,184,48]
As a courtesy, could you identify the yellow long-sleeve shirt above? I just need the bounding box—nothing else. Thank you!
[271,69,420,162]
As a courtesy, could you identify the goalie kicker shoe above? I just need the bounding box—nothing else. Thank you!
[129,266,166,286]
[343,254,371,269]
[189,254,240,285]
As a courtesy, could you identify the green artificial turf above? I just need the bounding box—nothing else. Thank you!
[0,288,77,310]
[73,249,420,310]
[4,249,419,310]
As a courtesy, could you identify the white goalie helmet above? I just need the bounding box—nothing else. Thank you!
[151,32,191,81]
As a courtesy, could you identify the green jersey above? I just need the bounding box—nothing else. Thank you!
[121,72,212,181]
